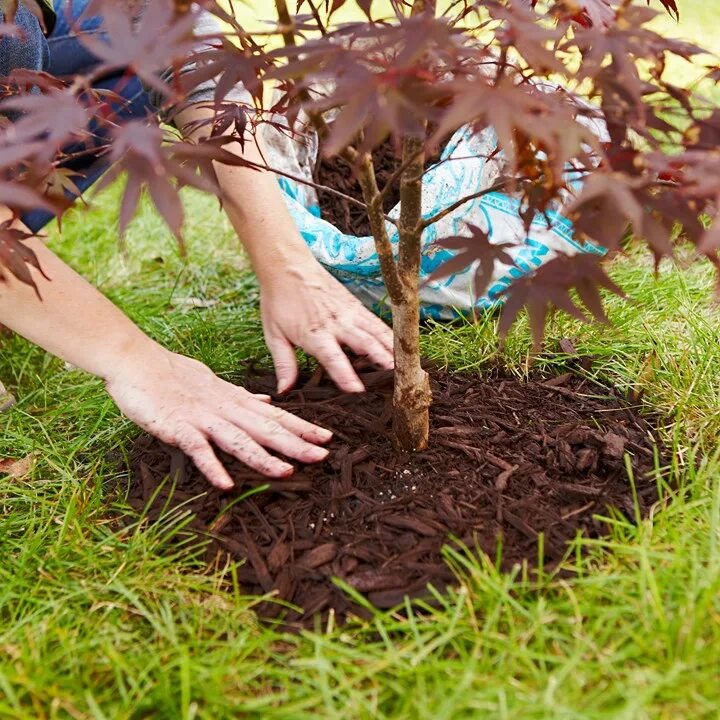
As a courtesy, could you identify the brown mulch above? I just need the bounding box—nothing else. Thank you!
[126,367,664,628]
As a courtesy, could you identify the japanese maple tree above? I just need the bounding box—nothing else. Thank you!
[1,0,718,454]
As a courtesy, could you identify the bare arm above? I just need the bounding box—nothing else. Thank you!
[0,223,152,377]
[0,210,332,488]
[174,104,394,393]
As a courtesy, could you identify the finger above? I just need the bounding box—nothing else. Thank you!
[340,325,393,370]
[208,419,294,478]
[305,333,364,393]
[178,433,235,491]
[224,409,329,464]
[358,310,394,355]
[244,398,333,445]
[223,384,273,404]
[266,331,299,394]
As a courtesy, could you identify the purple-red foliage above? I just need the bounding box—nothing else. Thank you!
[0,0,717,343]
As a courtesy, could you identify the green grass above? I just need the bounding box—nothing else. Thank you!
[1,3,720,718]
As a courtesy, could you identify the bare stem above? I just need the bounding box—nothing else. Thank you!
[420,178,510,230]
[398,135,425,281]
[273,0,297,47]
[237,155,398,225]
[375,142,427,207]
[274,0,344,151]
[355,152,404,303]
[392,130,431,451]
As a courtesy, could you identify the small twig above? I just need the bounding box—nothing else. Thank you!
[274,0,297,48]
[375,141,426,207]
[236,155,398,226]
[273,0,356,165]
[303,0,327,34]
[271,0,398,299]
[356,152,403,302]
[420,179,510,229]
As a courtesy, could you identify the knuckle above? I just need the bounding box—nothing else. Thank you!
[263,420,286,438]
[182,438,207,455]
[228,429,251,450]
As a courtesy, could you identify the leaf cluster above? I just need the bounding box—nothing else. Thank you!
[0,0,717,341]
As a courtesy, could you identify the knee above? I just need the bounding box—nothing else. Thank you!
[0,4,49,79]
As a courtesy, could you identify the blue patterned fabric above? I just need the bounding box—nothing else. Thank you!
[276,125,605,320]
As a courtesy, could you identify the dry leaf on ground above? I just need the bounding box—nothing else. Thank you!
[0,452,39,479]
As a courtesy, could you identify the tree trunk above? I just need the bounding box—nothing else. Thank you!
[326,0,435,452]
[392,299,430,451]
[386,0,436,452]
[393,133,431,451]
[356,136,431,452]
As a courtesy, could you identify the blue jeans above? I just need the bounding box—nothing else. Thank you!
[0,1,156,232]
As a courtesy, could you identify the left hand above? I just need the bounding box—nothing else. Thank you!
[261,263,394,393]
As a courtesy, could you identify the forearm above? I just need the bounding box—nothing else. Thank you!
[0,215,156,380]
[174,106,317,285]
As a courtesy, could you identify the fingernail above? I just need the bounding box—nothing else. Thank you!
[310,447,330,461]
[317,428,333,442]
[278,462,294,476]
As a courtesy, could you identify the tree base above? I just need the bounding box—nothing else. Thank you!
[393,367,431,451]
[127,365,664,629]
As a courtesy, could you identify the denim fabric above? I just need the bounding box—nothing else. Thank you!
[3,0,155,231]
[0,3,49,77]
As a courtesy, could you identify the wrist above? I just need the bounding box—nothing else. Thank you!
[251,241,322,287]
[101,333,166,386]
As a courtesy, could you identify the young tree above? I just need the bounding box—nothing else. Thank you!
[1,0,718,456]
[236,0,719,451]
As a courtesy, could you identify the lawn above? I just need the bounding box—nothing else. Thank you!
[1,2,719,719]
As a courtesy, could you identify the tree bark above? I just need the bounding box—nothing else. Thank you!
[392,296,430,451]
[386,0,436,452]
[393,133,431,451]
[356,152,403,303]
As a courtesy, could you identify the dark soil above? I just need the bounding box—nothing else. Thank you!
[316,137,443,237]
[127,367,664,628]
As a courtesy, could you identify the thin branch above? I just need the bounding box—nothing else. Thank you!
[272,0,395,300]
[273,0,356,164]
[420,178,510,229]
[374,144,504,208]
[397,132,425,285]
[356,152,404,303]
[238,155,398,226]
[274,0,297,48]
[303,0,327,35]
[376,141,426,206]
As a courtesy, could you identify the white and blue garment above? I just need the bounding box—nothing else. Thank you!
[265,117,607,321]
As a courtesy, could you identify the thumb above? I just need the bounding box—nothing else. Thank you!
[266,331,298,394]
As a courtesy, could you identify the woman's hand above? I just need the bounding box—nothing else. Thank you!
[261,263,394,394]
[106,343,333,490]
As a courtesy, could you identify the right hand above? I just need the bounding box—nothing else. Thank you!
[105,342,332,490]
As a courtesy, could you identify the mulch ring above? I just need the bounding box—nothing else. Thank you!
[127,367,665,628]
